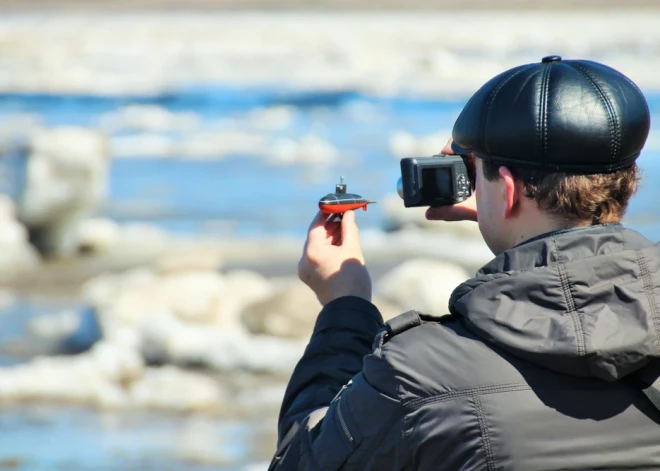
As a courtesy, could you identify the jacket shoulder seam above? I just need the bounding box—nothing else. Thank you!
[403,382,530,411]
[379,348,406,403]
[474,394,497,471]
[635,249,660,353]
[379,348,411,462]
[557,261,586,357]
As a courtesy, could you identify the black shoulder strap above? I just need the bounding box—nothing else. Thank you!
[385,310,424,337]
[268,421,300,471]
[625,368,660,414]
[381,310,457,346]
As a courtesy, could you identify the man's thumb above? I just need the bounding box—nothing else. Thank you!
[341,210,360,248]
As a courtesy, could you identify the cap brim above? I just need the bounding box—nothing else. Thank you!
[451,141,472,155]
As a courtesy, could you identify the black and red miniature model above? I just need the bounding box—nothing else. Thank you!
[318,176,374,217]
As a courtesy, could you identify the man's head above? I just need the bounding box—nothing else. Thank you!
[470,155,639,254]
[449,56,650,255]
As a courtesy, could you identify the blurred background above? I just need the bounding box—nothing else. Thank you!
[0,1,658,470]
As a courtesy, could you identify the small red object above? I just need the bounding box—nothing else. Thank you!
[318,176,374,215]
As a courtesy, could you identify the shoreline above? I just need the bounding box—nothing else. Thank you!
[1,230,492,298]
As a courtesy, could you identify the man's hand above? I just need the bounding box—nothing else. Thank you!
[425,138,478,223]
[298,210,372,306]
[425,195,477,222]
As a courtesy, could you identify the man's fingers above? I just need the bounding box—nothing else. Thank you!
[426,200,478,222]
[306,211,326,234]
[307,211,332,243]
[324,218,342,245]
[440,137,454,155]
[340,210,361,248]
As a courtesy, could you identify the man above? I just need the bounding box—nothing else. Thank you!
[269,56,660,470]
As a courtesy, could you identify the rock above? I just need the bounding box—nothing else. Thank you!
[100,271,164,325]
[81,268,157,313]
[72,218,120,255]
[241,279,321,339]
[140,312,306,374]
[128,366,226,412]
[16,127,109,257]
[0,339,231,412]
[0,341,144,406]
[90,342,144,384]
[157,270,271,328]
[375,259,471,317]
[28,310,81,341]
[83,266,291,372]
[241,277,403,337]
[66,220,171,260]
[160,272,226,324]
[62,221,170,263]
[0,195,17,221]
[0,195,40,282]
[220,270,275,325]
[82,268,163,347]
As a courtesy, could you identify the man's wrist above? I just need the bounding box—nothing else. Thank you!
[319,290,372,307]
[313,295,384,336]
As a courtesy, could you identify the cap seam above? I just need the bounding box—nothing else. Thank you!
[482,64,535,155]
[538,63,553,161]
[568,62,621,164]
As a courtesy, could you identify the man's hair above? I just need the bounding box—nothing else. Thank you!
[481,159,640,225]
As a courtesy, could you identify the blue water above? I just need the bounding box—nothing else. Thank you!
[0,404,272,471]
[1,87,659,240]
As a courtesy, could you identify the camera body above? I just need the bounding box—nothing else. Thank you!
[398,155,472,208]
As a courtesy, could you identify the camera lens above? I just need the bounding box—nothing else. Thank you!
[396,177,404,199]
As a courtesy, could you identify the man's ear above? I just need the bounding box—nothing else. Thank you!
[498,166,519,219]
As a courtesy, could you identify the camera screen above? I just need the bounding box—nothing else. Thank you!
[421,167,453,201]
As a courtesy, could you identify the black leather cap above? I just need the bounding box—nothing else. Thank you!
[451,56,651,173]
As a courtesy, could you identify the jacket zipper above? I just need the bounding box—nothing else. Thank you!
[337,400,354,443]
[331,380,352,404]
[331,380,355,444]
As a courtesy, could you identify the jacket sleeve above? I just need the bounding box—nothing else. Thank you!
[270,296,409,470]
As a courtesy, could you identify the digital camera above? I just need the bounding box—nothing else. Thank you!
[397,155,472,208]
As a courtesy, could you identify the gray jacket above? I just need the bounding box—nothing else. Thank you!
[270,224,660,470]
